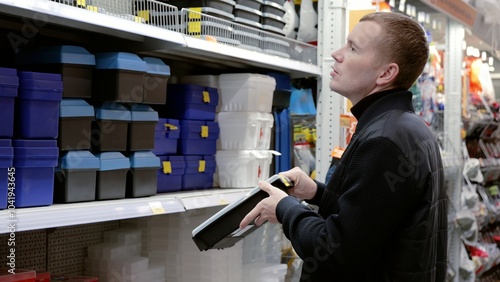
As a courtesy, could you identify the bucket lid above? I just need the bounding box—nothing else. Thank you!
[129,151,160,169]
[60,150,100,169]
[129,104,159,122]
[96,152,130,171]
[60,99,95,117]
[95,103,131,121]
[142,57,171,75]
[94,52,147,72]
[16,45,95,66]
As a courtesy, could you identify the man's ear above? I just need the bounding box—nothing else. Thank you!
[376,63,399,86]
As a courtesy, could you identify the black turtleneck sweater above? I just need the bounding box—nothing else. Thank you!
[276,89,447,282]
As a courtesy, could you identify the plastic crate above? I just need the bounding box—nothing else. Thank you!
[0,68,18,138]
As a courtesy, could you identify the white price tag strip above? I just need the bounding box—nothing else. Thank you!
[149,201,165,214]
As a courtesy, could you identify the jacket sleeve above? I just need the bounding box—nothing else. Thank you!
[276,137,424,274]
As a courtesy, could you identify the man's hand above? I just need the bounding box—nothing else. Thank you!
[239,180,288,229]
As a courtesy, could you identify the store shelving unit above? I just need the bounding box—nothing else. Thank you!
[0,0,321,238]
[0,188,253,234]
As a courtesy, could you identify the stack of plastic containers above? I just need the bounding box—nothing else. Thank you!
[122,208,244,282]
[216,73,276,188]
[154,82,219,191]
[0,67,17,210]
[13,70,62,207]
[89,53,166,200]
[16,45,101,204]
[85,228,166,282]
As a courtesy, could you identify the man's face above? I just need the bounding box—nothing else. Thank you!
[329,20,387,103]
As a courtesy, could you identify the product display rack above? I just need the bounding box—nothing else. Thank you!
[0,0,485,280]
[0,0,320,78]
[0,0,320,235]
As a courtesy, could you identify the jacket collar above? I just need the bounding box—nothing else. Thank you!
[351,89,415,132]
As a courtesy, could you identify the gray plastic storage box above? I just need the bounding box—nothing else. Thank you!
[16,45,95,99]
[233,4,262,22]
[54,150,99,203]
[93,52,147,103]
[92,103,131,152]
[142,57,170,104]
[95,152,130,200]
[234,0,262,10]
[127,151,160,198]
[261,0,285,17]
[59,99,94,151]
[128,104,159,151]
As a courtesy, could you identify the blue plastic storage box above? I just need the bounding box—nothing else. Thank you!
[16,45,95,98]
[16,71,63,139]
[152,118,180,156]
[13,140,59,208]
[160,84,218,121]
[54,150,99,203]
[0,68,18,138]
[0,140,13,209]
[93,52,147,103]
[93,103,131,152]
[142,57,170,104]
[182,155,216,190]
[178,120,219,155]
[157,155,184,193]
[59,99,94,151]
[128,104,159,151]
[127,151,160,197]
[95,152,130,200]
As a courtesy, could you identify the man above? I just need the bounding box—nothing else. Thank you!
[241,12,447,282]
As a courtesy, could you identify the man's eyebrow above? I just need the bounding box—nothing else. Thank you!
[346,39,360,49]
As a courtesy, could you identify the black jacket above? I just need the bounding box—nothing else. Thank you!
[276,89,447,282]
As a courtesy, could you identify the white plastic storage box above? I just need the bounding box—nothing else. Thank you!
[216,150,275,188]
[217,111,273,150]
[218,73,276,112]
[242,263,287,282]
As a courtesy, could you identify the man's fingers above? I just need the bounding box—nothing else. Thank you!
[240,204,262,229]
[258,180,274,194]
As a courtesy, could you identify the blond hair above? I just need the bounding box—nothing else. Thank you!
[360,12,429,89]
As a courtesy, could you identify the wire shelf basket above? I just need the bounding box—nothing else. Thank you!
[179,8,317,64]
[48,0,317,65]
[50,0,179,32]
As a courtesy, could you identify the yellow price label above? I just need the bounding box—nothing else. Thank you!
[149,202,165,214]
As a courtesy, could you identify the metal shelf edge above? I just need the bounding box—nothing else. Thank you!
[0,188,252,234]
